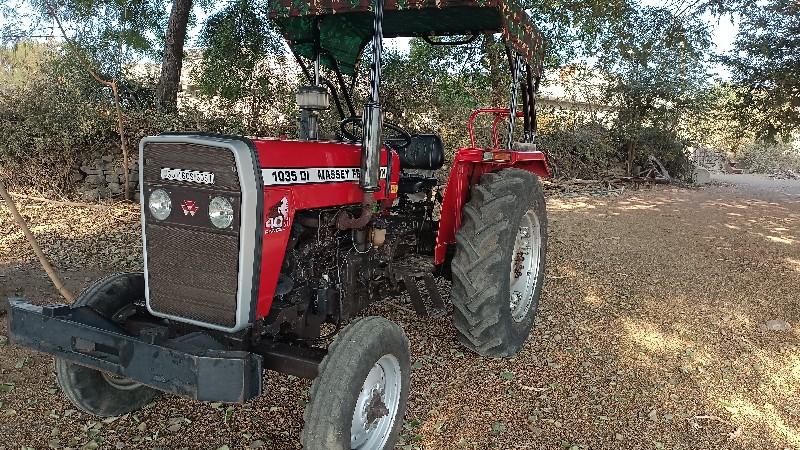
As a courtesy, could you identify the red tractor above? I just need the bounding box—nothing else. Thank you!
[8,0,548,448]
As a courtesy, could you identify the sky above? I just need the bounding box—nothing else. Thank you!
[707,15,739,53]
[704,13,739,79]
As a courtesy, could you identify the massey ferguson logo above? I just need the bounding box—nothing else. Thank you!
[265,197,290,234]
[182,200,199,216]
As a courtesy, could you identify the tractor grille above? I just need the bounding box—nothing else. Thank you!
[142,141,243,328]
[145,224,239,327]
[143,142,240,189]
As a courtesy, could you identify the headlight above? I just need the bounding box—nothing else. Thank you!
[209,196,234,229]
[148,189,171,220]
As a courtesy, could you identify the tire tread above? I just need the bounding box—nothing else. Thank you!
[450,168,547,358]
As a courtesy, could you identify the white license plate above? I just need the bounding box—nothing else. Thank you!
[161,168,216,185]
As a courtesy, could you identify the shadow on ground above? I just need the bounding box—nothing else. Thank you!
[1,183,799,449]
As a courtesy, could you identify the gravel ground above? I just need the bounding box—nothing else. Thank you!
[1,179,799,449]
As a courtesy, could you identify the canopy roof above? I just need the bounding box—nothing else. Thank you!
[268,0,547,76]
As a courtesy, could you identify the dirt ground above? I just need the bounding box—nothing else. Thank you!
[1,176,799,450]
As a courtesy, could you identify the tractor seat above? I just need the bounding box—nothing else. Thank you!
[394,134,445,171]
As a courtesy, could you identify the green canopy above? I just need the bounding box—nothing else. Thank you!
[268,0,547,76]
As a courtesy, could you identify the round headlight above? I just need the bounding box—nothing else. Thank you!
[148,189,171,220]
[209,196,234,229]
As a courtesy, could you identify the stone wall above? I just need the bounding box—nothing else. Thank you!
[72,151,140,202]
[691,146,728,173]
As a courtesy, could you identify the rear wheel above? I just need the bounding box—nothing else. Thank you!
[301,317,411,450]
[54,273,159,417]
[451,168,547,357]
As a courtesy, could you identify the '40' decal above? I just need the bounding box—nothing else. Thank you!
[265,197,290,234]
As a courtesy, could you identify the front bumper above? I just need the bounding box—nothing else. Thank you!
[6,298,263,403]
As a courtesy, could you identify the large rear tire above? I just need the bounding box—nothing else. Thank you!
[54,273,159,417]
[301,317,411,450]
[451,168,547,358]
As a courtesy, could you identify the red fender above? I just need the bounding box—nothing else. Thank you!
[434,148,549,265]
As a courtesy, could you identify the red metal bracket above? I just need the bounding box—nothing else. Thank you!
[467,108,525,149]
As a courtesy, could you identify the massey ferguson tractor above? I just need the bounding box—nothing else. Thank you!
[8,0,548,448]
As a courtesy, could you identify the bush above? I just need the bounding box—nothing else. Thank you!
[0,56,115,194]
[537,125,616,180]
[736,141,800,173]
[0,49,267,195]
[619,127,693,180]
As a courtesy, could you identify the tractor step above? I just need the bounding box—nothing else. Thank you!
[396,269,447,318]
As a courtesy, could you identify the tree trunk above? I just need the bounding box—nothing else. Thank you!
[483,34,504,107]
[627,138,635,176]
[157,0,193,111]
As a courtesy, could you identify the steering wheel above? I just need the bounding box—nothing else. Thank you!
[340,116,413,150]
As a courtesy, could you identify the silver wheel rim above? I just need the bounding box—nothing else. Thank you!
[101,372,142,390]
[350,354,402,449]
[509,208,541,322]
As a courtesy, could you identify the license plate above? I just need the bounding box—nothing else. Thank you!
[161,168,216,185]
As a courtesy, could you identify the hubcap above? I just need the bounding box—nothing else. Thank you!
[509,208,542,322]
[350,354,402,449]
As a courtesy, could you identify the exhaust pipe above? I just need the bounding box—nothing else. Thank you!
[358,0,384,193]
[359,102,382,191]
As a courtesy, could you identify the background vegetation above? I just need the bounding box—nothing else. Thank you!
[0,0,798,195]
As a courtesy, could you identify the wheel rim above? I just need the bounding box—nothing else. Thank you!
[350,354,402,449]
[509,208,541,322]
[101,372,143,390]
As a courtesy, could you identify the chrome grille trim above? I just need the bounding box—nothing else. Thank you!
[139,135,262,332]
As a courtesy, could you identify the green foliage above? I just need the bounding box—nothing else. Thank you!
[679,82,754,153]
[538,125,615,180]
[623,127,692,180]
[591,7,709,179]
[599,6,711,135]
[523,0,637,66]
[722,0,800,141]
[0,44,114,193]
[0,44,262,194]
[194,0,296,133]
[736,141,800,173]
[22,0,167,76]
[0,40,50,86]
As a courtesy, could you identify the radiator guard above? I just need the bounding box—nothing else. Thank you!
[139,134,263,332]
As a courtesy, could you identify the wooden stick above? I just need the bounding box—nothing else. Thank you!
[0,181,75,303]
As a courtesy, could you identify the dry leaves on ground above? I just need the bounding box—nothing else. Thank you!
[1,181,799,449]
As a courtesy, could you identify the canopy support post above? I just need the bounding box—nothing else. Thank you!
[506,51,523,149]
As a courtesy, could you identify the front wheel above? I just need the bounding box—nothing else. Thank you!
[451,168,548,358]
[301,317,411,450]
[54,273,159,417]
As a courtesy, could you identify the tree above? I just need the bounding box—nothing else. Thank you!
[681,82,755,152]
[522,0,637,65]
[596,6,711,173]
[194,0,293,132]
[34,0,166,75]
[156,0,192,111]
[722,0,800,141]
[1,0,186,110]
[0,40,50,87]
